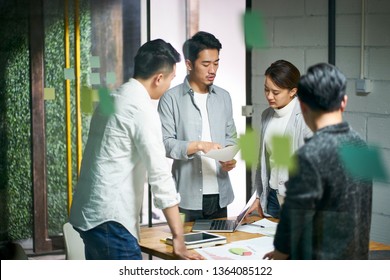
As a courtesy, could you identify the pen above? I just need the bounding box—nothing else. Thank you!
[244,223,265,228]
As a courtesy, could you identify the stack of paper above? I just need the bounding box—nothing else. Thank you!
[195,236,274,260]
[237,218,278,236]
[202,145,240,162]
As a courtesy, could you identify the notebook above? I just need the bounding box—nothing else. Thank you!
[191,192,257,233]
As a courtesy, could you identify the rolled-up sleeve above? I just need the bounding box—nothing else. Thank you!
[224,94,238,146]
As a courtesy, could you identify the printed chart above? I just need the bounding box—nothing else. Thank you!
[195,236,274,260]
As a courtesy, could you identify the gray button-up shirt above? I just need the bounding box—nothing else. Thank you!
[158,76,237,210]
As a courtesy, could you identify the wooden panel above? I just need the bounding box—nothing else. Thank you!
[186,0,199,38]
[91,0,123,89]
[122,0,141,80]
[29,0,52,253]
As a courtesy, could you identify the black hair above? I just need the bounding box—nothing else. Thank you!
[298,63,347,111]
[133,39,180,79]
[265,60,300,90]
[182,31,222,64]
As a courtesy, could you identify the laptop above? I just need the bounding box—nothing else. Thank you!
[191,192,257,233]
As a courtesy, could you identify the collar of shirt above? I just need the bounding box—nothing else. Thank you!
[305,122,350,144]
[183,75,216,96]
[273,97,297,118]
[128,78,151,101]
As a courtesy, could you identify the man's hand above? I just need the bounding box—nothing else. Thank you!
[172,237,205,260]
[220,159,237,172]
[187,141,222,155]
[197,141,222,154]
[162,205,205,260]
[263,249,289,260]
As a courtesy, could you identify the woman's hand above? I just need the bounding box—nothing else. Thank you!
[263,249,289,260]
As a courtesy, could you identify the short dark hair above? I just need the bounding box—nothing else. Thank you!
[298,63,347,111]
[182,31,222,64]
[133,39,180,79]
[265,60,300,90]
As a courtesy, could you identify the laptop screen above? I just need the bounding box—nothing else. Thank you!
[233,192,257,227]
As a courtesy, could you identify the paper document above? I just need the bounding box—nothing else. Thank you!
[238,218,278,236]
[202,145,240,162]
[195,236,274,260]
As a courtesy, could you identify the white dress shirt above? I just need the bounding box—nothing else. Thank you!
[70,78,180,240]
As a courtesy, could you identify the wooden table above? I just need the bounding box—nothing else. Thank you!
[139,217,390,260]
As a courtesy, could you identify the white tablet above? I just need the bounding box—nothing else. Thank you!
[166,232,227,249]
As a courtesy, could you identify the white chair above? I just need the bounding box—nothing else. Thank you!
[63,222,85,260]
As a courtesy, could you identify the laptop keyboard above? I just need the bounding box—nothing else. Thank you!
[211,219,235,230]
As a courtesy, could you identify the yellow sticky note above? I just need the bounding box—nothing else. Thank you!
[81,86,93,114]
[92,89,99,102]
[44,88,55,100]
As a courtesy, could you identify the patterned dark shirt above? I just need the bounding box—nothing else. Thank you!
[274,122,373,259]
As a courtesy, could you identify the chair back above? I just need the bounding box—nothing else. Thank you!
[63,222,85,260]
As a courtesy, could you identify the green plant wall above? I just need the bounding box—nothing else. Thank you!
[44,0,91,237]
[0,0,92,241]
[0,0,32,242]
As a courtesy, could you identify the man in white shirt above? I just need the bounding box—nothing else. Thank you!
[70,39,203,260]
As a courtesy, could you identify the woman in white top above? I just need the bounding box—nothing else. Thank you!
[249,60,312,218]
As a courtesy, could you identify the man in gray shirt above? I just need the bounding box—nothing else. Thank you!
[158,31,237,222]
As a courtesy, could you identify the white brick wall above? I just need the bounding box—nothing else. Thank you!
[368,117,390,149]
[251,0,390,245]
[275,17,328,47]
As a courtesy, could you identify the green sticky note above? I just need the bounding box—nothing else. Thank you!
[243,11,267,49]
[339,144,388,181]
[271,135,297,174]
[272,135,292,166]
[238,127,260,168]
[90,56,100,68]
[98,87,115,116]
[44,88,55,100]
[106,72,116,84]
[81,86,93,114]
[64,68,75,80]
[90,73,101,85]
